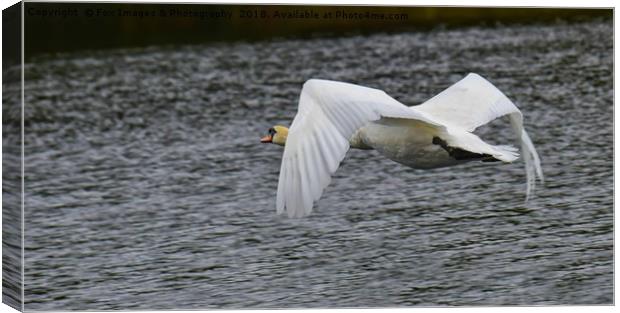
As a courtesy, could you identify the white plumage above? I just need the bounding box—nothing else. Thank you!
[273,73,544,218]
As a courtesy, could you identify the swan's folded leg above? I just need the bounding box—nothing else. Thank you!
[432,136,517,162]
[441,129,519,163]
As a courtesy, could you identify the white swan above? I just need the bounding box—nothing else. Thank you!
[261,73,544,218]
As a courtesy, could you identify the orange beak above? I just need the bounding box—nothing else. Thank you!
[260,135,272,143]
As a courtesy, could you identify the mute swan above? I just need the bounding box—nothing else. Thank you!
[261,73,543,218]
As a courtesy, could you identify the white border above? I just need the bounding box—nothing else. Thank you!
[6,0,617,7]
[0,1,615,313]
[20,1,25,311]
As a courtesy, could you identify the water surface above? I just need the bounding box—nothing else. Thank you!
[18,19,613,309]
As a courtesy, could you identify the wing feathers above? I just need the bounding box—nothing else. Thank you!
[277,79,436,217]
[510,114,544,199]
[415,73,515,131]
[276,162,286,214]
[308,134,329,196]
[300,141,319,201]
[416,73,543,199]
[329,102,357,134]
[296,150,311,213]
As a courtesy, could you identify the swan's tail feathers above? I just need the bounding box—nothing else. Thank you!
[520,129,544,200]
[492,144,519,163]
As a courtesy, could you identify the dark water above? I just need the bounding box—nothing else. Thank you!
[16,19,612,310]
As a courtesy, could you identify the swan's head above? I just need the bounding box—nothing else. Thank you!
[260,125,288,146]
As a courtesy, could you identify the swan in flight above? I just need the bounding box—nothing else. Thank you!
[261,73,543,218]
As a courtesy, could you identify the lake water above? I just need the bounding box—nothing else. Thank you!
[13,19,613,309]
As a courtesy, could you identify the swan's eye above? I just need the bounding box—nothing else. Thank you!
[268,128,276,136]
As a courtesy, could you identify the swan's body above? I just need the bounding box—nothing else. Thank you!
[261,73,543,217]
[350,119,480,169]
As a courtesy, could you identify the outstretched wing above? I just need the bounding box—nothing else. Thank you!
[277,79,443,218]
[414,73,544,198]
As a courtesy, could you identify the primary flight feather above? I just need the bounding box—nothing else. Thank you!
[260,73,544,218]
